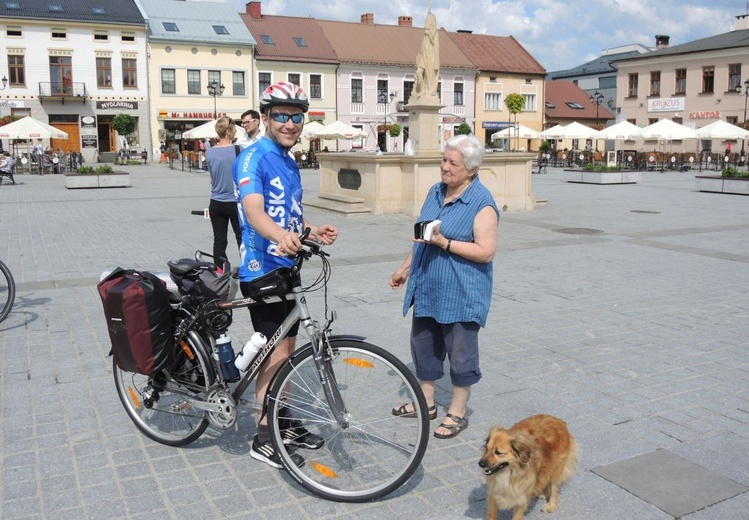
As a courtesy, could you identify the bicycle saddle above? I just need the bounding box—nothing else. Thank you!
[167,258,216,276]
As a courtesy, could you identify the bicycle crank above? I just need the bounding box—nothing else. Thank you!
[205,386,237,429]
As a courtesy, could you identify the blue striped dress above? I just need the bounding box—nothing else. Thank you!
[402,176,499,327]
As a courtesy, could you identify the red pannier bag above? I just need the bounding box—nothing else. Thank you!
[97,268,173,375]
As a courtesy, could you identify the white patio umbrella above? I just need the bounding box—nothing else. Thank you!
[640,119,698,140]
[555,121,598,139]
[182,119,246,140]
[540,124,567,139]
[300,120,325,138]
[0,116,69,139]
[313,120,367,140]
[595,120,643,140]
[491,123,542,140]
[695,120,749,140]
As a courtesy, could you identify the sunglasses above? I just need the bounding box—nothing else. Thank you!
[269,112,304,124]
[242,119,258,125]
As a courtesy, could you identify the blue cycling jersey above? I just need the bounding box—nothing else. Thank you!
[232,137,304,282]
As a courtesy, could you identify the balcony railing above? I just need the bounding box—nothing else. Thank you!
[38,82,88,104]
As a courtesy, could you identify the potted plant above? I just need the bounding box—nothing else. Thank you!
[65,164,129,188]
[389,124,401,138]
[695,165,749,194]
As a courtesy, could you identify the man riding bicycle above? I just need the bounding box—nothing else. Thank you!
[233,81,339,468]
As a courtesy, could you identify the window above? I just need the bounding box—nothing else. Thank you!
[187,70,201,94]
[729,64,741,91]
[8,54,25,86]
[565,102,584,109]
[232,71,245,96]
[309,74,321,99]
[293,37,307,47]
[650,71,660,96]
[161,68,176,94]
[207,70,220,90]
[49,4,62,11]
[702,66,714,93]
[545,101,555,108]
[6,26,22,37]
[454,82,464,106]
[51,28,67,39]
[648,118,658,125]
[122,58,137,88]
[121,32,135,43]
[162,22,179,32]
[351,78,362,103]
[377,79,389,103]
[96,57,112,87]
[675,69,686,94]
[628,73,638,97]
[484,92,503,111]
[5,2,19,8]
[288,73,301,86]
[258,72,271,92]
[212,25,229,35]
[92,7,105,14]
[49,56,72,94]
[260,35,274,45]
[403,80,414,104]
[599,76,616,89]
[94,30,109,41]
[523,94,537,111]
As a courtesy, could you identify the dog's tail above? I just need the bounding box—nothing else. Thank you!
[562,435,579,483]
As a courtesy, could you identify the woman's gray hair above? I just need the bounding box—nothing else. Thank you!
[445,134,484,173]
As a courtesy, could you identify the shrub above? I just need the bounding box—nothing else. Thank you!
[455,123,472,135]
[95,165,113,173]
[722,166,749,178]
[76,166,95,174]
[389,124,401,137]
[584,163,622,172]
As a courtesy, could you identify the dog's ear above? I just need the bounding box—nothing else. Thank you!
[511,432,533,464]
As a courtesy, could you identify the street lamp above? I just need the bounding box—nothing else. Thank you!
[589,91,604,151]
[207,80,225,119]
[738,78,749,165]
[0,76,7,90]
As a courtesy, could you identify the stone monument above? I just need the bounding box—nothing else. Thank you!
[406,8,444,156]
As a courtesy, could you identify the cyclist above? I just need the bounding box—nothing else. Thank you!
[233,81,339,468]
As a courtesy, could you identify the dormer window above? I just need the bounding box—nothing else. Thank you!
[293,37,307,47]
[261,35,274,45]
[213,25,229,35]
[163,22,179,32]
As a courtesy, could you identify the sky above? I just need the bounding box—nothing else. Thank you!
[228,0,749,72]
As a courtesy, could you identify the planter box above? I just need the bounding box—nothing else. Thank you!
[566,170,641,184]
[695,175,749,195]
[64,172,130,189]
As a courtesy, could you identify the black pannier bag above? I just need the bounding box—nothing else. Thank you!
[97,268,173,375]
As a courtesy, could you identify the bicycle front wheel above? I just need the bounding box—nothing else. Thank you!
[267,339,429,502]
[113,331,215,446]
[0,260,16,323]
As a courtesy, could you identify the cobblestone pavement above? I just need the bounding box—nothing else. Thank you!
[1,163,748,519]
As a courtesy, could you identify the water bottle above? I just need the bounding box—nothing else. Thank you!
[234,332,267,372]
[216,334,240,382]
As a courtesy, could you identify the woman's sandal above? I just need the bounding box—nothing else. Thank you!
[433,413,468,439]
[392,402,438,420]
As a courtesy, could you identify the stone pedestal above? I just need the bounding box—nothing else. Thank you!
[405,96,444,156]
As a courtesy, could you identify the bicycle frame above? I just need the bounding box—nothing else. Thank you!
[169,247,349,428]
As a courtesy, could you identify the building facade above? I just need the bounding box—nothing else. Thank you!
[0,0,149,163]
[140,0,255,155]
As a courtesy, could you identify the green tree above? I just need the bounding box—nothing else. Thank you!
[504,93,525,150]
[111,113,137,142]
[454,122,472,135]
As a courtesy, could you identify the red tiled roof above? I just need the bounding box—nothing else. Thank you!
[546,80,614,123]
[240,14,338,64]
[447,32,545,75]
[316,20,474,69]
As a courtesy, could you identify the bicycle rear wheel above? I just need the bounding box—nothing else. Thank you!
[0,260,16,323]
[267,339,429,502]
[113,331,215,446]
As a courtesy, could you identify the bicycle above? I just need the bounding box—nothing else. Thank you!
[111,229,430,502]
[0,259,16,323]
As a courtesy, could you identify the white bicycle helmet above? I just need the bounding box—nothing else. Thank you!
[259,81,309,114]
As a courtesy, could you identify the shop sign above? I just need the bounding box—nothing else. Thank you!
[648,97,685,112]
[82,135,98,148]
[165,112,225,119]
[482,121,511,129]
[689,111,721,119]
[96,101,138,110]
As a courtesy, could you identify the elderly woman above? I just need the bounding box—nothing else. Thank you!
[390,134,499,439]
[205,116,241,270]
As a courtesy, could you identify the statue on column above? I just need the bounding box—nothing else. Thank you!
[411,9,439,101]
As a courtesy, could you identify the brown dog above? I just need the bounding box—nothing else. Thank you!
[479,414,578,520]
